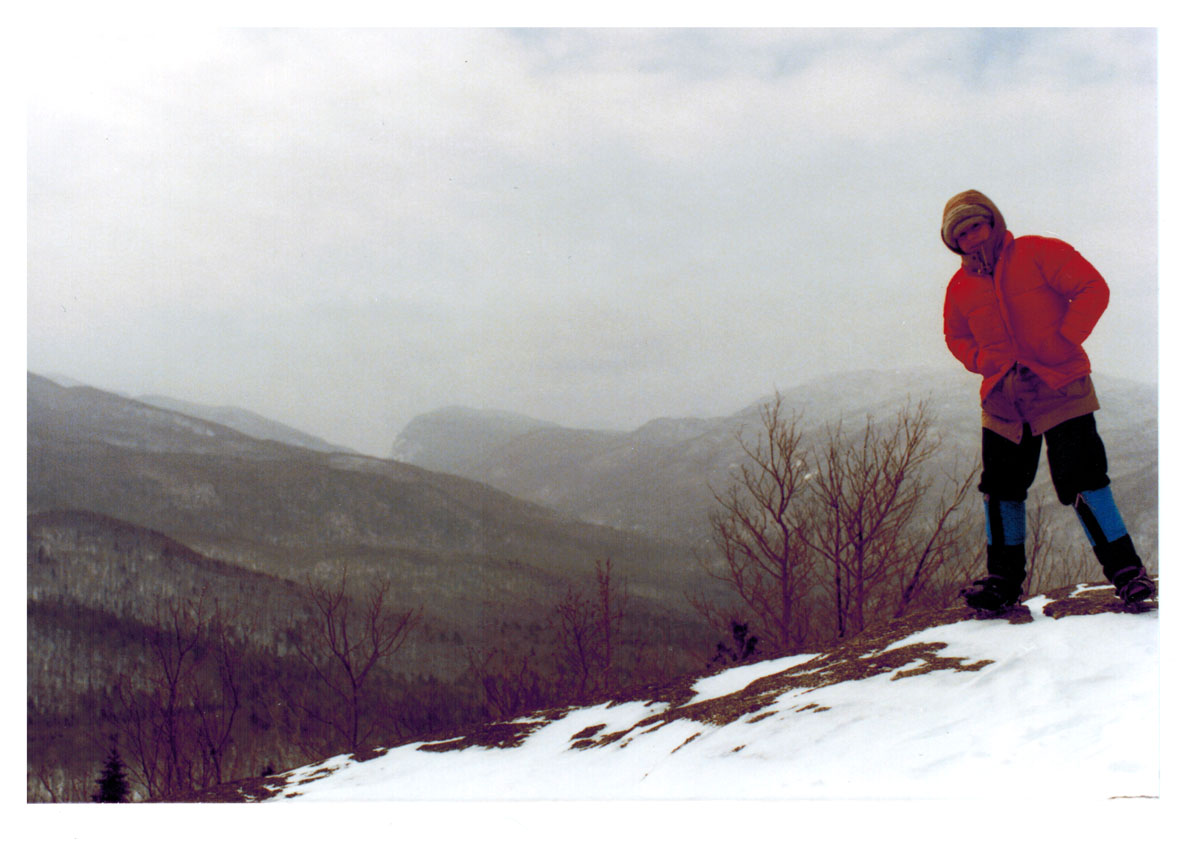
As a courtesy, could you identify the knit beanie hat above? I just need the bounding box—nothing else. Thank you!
[941,190,1008,272]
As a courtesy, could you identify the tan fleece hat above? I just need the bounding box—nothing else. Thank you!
[941,190,1005,254]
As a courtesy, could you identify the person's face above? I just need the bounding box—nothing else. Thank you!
[954,217,992,253]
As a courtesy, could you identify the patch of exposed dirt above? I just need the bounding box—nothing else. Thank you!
[351,746,389,763]
[417,719,553,752]
[580,605,997,749]
[571,724,607,741]
[1041,581,1158,619]
[569,724,608,750]
[161,773,292,803]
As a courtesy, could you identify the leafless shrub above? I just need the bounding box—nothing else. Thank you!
[696,395,816,654]
[109,589,245,799]
[699,394,979,652]
[553,559,629,700]
[288,567,420,754]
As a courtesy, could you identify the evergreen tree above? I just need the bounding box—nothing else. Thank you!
[710,620,760,669]
[93,740,130,803]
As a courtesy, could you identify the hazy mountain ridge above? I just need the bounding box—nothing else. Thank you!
[137,394,355,454]
[26,370,710,651]
[34,373,355,456]
[31,373,604,552]
[389,367,1158,554]
[30,373,298,461]
[390,406,612,479]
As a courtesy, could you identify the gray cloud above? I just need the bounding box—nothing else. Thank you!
[26,28,1158,454]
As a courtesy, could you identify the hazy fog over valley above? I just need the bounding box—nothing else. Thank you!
[26,28,1157,456]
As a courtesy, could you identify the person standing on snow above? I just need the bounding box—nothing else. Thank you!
[940,189,1156,611]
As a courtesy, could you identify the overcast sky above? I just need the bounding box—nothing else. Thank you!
[25,27,1159,456]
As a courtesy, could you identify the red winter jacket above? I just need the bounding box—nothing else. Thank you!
[943,232,1109,402]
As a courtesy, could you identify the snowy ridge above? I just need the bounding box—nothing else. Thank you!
[212,583,1157,803]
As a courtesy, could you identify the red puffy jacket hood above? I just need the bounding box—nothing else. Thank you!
[941,190,1008,275]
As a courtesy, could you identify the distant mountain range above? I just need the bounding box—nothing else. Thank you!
[28,366,1157,564]
[27,372,700,601]
[38,372,356,454]
[137,394,357,454]
[387,367,1158,558]
[26,370,714,671]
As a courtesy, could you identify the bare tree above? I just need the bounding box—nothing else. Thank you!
[590,559,626,693]
[701,395,979,652]
[892,460,980,618]
[114,675,168,799]
[553,559,629,700]
[145,595,204,794]
[110,589,245,799]
[464,645,549,721]
[555,584,596,697]
[29,762,92,803]
[793,401,978,638]
[698,394,816,655]
[290,567,420,754]
[190,601,245,789]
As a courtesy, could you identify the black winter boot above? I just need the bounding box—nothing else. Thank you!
[1073,490,1154,604]
[1112,566,1156,605]
[963,544,1026,612]
[1093,534,1156,604]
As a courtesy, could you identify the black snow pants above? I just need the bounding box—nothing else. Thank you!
[978,413,1111,506]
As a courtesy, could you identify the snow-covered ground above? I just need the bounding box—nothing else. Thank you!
[261,584,1158,803]
[26,581,1180,850]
